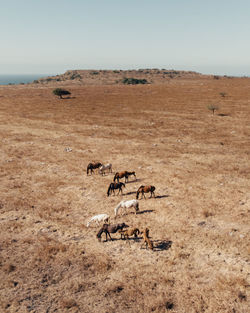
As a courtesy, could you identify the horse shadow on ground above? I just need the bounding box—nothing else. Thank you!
[153,240,172,251]
[124,191,137,196]
[155,194,169,199]
[125,178,143,184]
[137,209,155,215]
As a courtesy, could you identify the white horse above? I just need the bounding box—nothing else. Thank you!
[114,200,139,217]
[99,163,112,175]
[86,214,110,227]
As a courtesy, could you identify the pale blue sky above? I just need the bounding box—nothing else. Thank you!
[1,0,250,75]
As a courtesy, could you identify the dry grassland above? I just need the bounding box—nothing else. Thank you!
[0,74,249,312]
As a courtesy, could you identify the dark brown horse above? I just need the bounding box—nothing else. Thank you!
[136,185,156,199]
[107,182,125,196]
[87,162,102,175]
[113,171,136,183]
[96,223,129,241]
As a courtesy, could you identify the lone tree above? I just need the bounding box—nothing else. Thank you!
[53,88,71,99]
[207,104,219,115]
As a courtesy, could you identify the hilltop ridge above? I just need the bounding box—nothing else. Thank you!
[32,68,208,85]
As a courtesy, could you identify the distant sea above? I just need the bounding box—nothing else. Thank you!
[0,74,49,85]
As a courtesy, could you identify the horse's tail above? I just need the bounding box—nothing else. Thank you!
[135,201,139,212]
[107,184,111,197]
[136,190,139,199]
[113,173,118,182]
[135,228,140,236]
[87,164,90,175]
[87,219,91,227]
[96,228,104,240]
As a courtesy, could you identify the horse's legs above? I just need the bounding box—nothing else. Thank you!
[107,231,113,241]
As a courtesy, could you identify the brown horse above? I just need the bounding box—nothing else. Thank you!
[119,227,140,240]
[141,228,154,250]
[136,185,156,199]
[113,171,136,183]
[96,223,129,241]
[107,182,125,196]
[87,162,102,175]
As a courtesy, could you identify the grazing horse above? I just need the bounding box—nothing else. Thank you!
[136,185,156,199]
[96,223,129,241]
[113,171,136,183]
[141,228,154,250]
[107,182,125,197]
[99,163,112,175]
[86,214,110,227]
[114,199,139,217]
[87,162,102,175]
[119,227,140,240]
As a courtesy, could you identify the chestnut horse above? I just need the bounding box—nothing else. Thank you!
[87,162,102,175]
[107,182,125,196]
[136,185,156,199]
[96,223,129,241]
[113,171,136,183]
[119,227,140,240]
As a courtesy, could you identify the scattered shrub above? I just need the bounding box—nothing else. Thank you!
[53,88,71,99]
[70,73,81,80]
[219,92,226,97]
[122,77,148,85]
[207,104,219,115]
[91,71,99,75]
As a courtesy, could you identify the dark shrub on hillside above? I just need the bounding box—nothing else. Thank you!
[122,77,148,85]
[53,88,71,99]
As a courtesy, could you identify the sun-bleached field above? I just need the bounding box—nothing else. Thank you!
[0,74,249,312]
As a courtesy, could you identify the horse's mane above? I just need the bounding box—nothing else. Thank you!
[113,172,119,181]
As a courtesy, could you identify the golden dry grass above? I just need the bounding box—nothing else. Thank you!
[0,73,249,312]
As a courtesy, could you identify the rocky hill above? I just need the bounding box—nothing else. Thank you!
[32,68,207,85]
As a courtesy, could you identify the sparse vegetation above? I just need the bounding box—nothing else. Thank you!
[219,92,226,97]
[52,88,71,99]
[122,77,148,85]
[1,73,249,313]
[70,73,81,80]
[207,104,219,115]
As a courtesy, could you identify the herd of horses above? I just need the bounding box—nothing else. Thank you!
[86,161,156,250]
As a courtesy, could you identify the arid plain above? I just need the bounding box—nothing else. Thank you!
[0,70,249,312]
